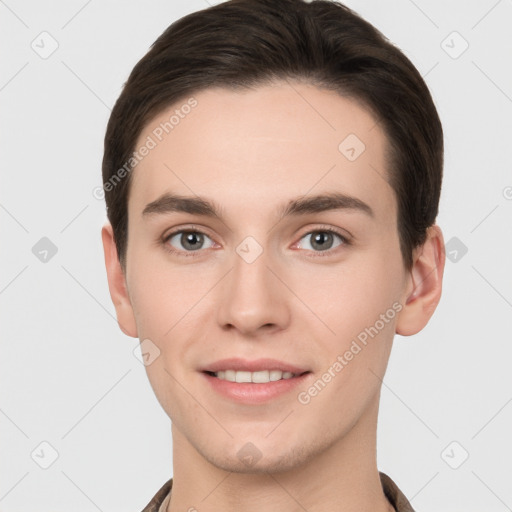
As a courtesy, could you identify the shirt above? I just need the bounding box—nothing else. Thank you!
[141,471,415,512]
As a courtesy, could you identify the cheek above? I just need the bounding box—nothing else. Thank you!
[126,221,175,299]
[126,252,199,416]
[295,265,399,420]
[126,244,194,334]
[313,254,402,330]
[305,248,404,399]
[125,250,216,402]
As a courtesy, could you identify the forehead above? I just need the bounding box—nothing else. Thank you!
[129,80,395,221]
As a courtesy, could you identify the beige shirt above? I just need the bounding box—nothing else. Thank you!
[141,471,415,512]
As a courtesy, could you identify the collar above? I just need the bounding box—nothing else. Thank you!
[141,471,415,512]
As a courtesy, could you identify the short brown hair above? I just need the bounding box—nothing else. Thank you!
[102,0,443,270]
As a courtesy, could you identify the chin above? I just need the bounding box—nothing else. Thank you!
[203,444,313,475]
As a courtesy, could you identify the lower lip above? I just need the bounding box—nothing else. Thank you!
[201,372,311,404]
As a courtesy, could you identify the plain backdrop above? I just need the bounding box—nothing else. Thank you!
[1,1,511,511]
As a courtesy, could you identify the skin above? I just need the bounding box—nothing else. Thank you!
[102,80,445,512]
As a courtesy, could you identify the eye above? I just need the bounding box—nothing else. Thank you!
[162,226,350,258]
[296,229,349,254]
[164,229,216,254]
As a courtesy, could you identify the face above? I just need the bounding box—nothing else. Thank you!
[112,81,419,473]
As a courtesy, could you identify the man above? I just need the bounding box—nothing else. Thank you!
[101,1,445,510]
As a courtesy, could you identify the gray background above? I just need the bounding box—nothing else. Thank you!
[1,0,511,510]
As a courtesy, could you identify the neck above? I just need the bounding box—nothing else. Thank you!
[167,397,393,512]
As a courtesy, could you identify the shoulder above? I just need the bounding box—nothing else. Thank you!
[140,478,173,512]
[379,472,415,512]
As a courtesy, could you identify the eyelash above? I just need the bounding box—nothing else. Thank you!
[161,225,351,259]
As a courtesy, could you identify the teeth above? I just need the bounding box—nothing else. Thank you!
[214,370,297,383]
[269,370,282,381]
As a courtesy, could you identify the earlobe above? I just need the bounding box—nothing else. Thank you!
[396,225,446,336]
[101,223,138,338]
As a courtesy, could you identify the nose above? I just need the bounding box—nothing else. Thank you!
[216,242,291,336]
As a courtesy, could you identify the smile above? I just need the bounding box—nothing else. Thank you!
[208,369,299,383]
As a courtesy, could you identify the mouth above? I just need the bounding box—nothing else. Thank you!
[204,369,309,383]
[204,370,310,384]
[200,359,312,404]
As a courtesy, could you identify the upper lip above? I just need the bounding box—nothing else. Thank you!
[201,358,310,374]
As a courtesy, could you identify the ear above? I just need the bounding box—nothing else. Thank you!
[396,225,446,336]
[101,222,138,338]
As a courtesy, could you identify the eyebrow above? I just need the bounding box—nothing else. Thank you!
[142,192,374,220]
